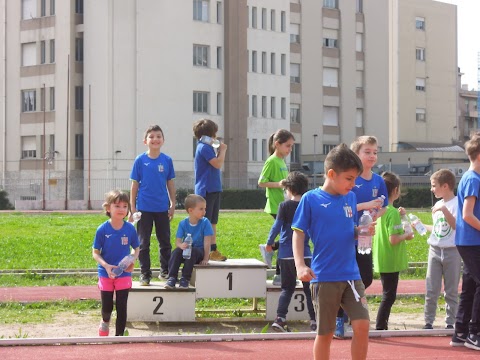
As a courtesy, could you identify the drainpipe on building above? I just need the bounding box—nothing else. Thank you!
[2,1,6,187]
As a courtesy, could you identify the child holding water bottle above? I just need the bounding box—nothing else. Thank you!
[164,194,213,290]
[373,172,414,330]
[92,190,140,336]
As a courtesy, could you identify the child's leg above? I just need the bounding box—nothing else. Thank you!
[424,246,442,326]
[205,192,220,248]
[442,247,462,327]
[137,212,154,278]
[114,289,129,336]
[375,272,399,330]
[350,319,370,360]
[313,334,334,360]
[276,259,296,319]
[303,258,316,321]
[355,250,373,289]
[457,246,480,335]
[100,291,114,322]
[181,248,204,280]
[168,248,184,279]
[153,211,172,275]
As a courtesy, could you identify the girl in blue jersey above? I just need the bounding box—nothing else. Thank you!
[93,190,140,336]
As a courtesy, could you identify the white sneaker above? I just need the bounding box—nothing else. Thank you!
[272,274,282,286]
[259,244,273,268]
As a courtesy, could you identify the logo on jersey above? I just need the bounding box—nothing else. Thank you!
[372,188,378,197]
[158,164,164,172]
[105,234,112,239]
[433,216,452,239]
[143,162,150,166]
[343,205,353,218]
[319,202,331,208]
[121,236,128,245]
[355,184,363,188]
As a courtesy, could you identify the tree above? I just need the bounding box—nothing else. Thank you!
[0,189,14,210]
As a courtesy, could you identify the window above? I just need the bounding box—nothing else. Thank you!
[216,46,222,69]
[356,33,363,52]
[261,51,267,73]
[356,70,363,89]
[75,38,83,62]
[252,95,257,117]
[75,86,83,110]
[323,144,336,155]
[280,11,286,32]
[416,17,425,30]
[281,98,286,119]
[291,143,300,163]
[50,87,55,110]
[193,44,209,67]
[323,67,338,87]
[271,97,276,118]
[50,39,55,63]
[75,134,84,158]
[262,139,267,161]
[323,0,337,9]
[261,8,267,30]
[49,134,55,153]
[22,0,36,19]
[216,1,222,23]
[323,106,339,126]
[40,87,45,111]
[21,136,37,159]
[271,53,276,74]
[356,109,363,127]
[75,0,83,14]
[193,91,209,113]
[41,0,46,16]
[21,43,36,66]
[193,0,209,21]
[252,50,257,72]
[252,7,257,28]
[252,139,258,161]
[271,10,276,31]
[290,23,300,43]
[323,38,338,48]
[356,0,363,13]
[416,47,425,61]
[261,96,267,117]
[50,0,55,15]
[416,78,426,91]
[40,41,46,64]
[290,103,300,123]
[217,92,222,115]
[22,90,36,112]
[290,63,300,83]
[281,54,286,75]
[416,108,426,122]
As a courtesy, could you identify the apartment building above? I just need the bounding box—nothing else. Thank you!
[459,84,479,141]
[0,0,459,208]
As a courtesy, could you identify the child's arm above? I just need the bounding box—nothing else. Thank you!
[462,196,480,230]
[129,180,139,221]
[125,247,140,273]
[208,143,228,169]
[265,212,284,252]
[201,235,212,265]
[389,232,414,245]
[175,237,188,250]
[166,179,176,220]
[432,203,456,230]
[293,229,316,282]
[92,248,115,278]
[258,180,286,189]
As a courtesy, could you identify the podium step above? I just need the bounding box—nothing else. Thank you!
[265,280,312,321]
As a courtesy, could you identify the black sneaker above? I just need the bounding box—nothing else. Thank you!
[159,270,169,279]
[139,274,151,286]
[422,323,433,330]
[445,325,454,330]
[272,317,291,332]
[178,278,189,289]
[465,333,480,351]
[164,277,176,289]
[450,331,468,347]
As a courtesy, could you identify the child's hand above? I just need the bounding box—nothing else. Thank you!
[279,179,286,188]
[405,232,415,241]
[200,259,209,265]
[168,207,175,221]
[265,244,274,252]
[218,143,228,152]
[431,204,445,214]
[368,222,376,236]
[179,242,188,250]
[369,199,382,210]
[398,207,406,216]
[297,265,316,282]
[105,264,116,279]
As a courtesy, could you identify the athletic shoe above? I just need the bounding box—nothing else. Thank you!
[450,331,468,347]
[310,320,317,332]
[333,316,345,339]
[272,317,290,332]
[164,277,177,289]
[259,244,273,268]
[422,323,433,330]
[98,320,109,336]
[465,333,480,351]
[445,325,454,330]
[272,274,282,286]
[139,274,151,286]
[178,277,189,289]
[209,250,227,261]
[159,270,169,279]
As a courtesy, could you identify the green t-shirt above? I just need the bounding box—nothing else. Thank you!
[258,154,288,215]
[373,205,408,273]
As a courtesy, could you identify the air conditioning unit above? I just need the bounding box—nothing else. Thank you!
[447,168,456,175]
[457,168,466,176]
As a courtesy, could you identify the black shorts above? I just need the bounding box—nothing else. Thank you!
[205,192,221,225]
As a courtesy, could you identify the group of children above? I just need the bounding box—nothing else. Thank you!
[91,122,480,357]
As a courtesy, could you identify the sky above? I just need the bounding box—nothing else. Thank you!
[438,0,479,90]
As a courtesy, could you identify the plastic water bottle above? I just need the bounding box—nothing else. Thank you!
[370,195,386,218]
[112,254,135,277]
[131,211,142,225]
[182,233,193,259]
[358,211,373,255]
[408,213,427,236]
[401,214,414,235]
[199,135,220,148]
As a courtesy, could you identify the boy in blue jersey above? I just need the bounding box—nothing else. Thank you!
[165,194,213,289]
[450,132,480,351]
[193,119,228,261]
[130,125,176,286]
[293,144,374,360]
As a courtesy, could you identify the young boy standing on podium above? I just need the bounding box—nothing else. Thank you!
[292,144,374,360]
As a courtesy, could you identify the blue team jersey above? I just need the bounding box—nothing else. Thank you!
[176,217,214,248]
[455,170,480,246]
[93,220,140,279]
[194,141,222,197]
[292,188,360,283]
[130,152,175,212]
[352,172,388,224]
